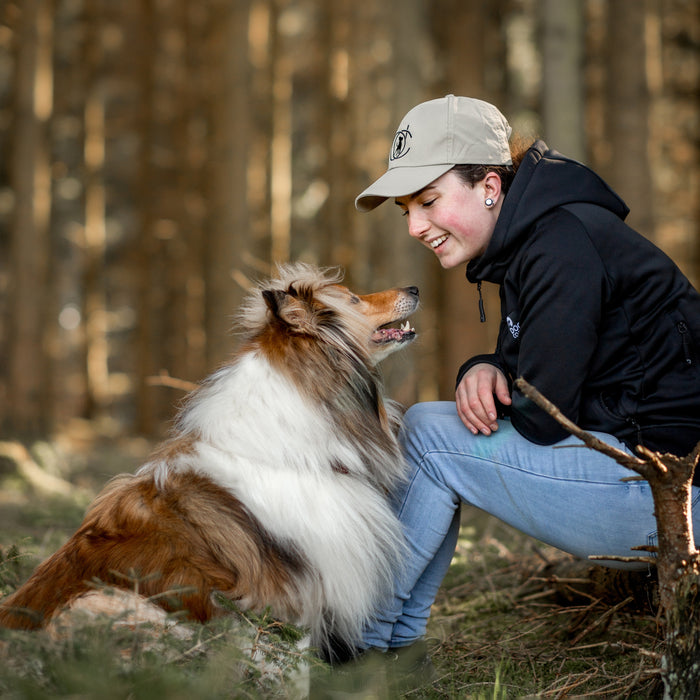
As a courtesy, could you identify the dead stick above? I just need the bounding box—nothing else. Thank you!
[514,378,646,471]
[570,596,634,645]
[146,372,198,393]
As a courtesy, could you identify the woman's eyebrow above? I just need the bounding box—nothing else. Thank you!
[394,186,434,207]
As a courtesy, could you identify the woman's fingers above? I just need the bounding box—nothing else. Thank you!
[456,364,507,435]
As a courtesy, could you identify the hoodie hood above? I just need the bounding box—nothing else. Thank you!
[467,141,630,284]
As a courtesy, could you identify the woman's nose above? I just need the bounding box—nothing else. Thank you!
[407,212,429,239]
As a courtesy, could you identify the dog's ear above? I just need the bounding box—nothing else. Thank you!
[262,288,313,332]
[262,289,288,316]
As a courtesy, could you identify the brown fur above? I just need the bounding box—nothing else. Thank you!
[0,470,305,629]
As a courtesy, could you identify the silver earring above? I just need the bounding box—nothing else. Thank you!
[485,197,495,208]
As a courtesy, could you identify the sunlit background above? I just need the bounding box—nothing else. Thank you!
[0,0,697,439]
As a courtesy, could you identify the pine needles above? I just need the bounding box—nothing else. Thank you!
[423,510,662,698]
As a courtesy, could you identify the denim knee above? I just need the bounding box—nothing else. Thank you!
[402,402,449,438]
[400,402,460,486]
[401,403,439,456]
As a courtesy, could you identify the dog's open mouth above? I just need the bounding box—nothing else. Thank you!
[371,320,416,345]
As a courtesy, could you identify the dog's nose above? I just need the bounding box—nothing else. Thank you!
[405,286,419,298]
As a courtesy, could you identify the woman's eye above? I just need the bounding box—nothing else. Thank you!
[422,199,435,208]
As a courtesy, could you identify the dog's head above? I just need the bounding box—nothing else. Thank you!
[233,264,417,489]
[240,263,418,365]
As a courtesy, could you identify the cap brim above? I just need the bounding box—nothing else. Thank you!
[355,163,454,212]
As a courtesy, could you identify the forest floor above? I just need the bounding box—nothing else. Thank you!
[0,427,664,698]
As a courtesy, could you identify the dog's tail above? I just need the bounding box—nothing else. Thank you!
[0,471,217,630]
[0,539,94,629]
[0,472,173,630]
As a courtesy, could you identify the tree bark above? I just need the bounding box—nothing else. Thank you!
[135,0,157,434]
[82,4,110,420]
[206,0,252,368]
[539,0,585,162]
[604,0,654,238]
[8,0,53,435]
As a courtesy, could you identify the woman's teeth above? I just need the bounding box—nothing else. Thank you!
[430,235,448,249]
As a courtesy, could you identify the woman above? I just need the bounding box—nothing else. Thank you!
[354,95,700,652]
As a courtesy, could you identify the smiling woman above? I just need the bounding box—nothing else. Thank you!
[352,94,700,661]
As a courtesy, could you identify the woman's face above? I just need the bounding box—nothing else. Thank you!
[394,170,501,269]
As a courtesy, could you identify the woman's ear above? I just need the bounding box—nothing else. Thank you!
[483,171,503,202]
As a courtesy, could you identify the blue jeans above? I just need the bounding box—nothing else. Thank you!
[363,401,700,650]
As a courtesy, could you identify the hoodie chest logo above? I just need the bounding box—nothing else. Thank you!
[507,316,520,339]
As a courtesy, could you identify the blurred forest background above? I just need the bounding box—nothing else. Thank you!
[0,0,698,441]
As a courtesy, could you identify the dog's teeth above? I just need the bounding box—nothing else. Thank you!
[402,321,410,331]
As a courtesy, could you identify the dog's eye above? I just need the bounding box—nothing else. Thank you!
[349,295,360,304]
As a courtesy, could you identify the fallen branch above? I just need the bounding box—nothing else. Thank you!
[0,441,80,498]
[145,371,198,393]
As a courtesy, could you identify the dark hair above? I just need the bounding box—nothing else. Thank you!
[451,136,531,197]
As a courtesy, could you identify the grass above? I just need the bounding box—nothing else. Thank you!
[425,513,662,697]
[0,609,316,698]
[0,435,664,698]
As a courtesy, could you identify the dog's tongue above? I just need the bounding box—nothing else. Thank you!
[372,324,415,344]
[372,328,404,343]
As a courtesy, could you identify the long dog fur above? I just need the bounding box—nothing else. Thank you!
[0,263,419,661]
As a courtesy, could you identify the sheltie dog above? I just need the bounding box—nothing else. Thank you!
[0,263,419,662]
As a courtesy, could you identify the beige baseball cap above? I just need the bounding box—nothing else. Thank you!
[355,95,512,212]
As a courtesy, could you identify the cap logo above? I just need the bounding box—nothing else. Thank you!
[390,126,412,161]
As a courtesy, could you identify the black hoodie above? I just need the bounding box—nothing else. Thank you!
[458,141,700,466]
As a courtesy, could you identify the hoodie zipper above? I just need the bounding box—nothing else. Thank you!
[477,281,486,323]
[626,416,643,447]
[678,321,693,365]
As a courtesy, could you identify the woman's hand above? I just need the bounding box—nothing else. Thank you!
[456,363,512,435]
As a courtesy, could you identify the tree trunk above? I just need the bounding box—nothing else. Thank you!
[636,454,700,700]
[82,7,110,420]
[8,0,53,435]
[651,0,700,288]
[539,0,585,162]
[663,571,700,699]
[604,0,654,238]
[206,0,253,368]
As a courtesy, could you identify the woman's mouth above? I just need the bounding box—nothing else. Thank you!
[430,235,448,250]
